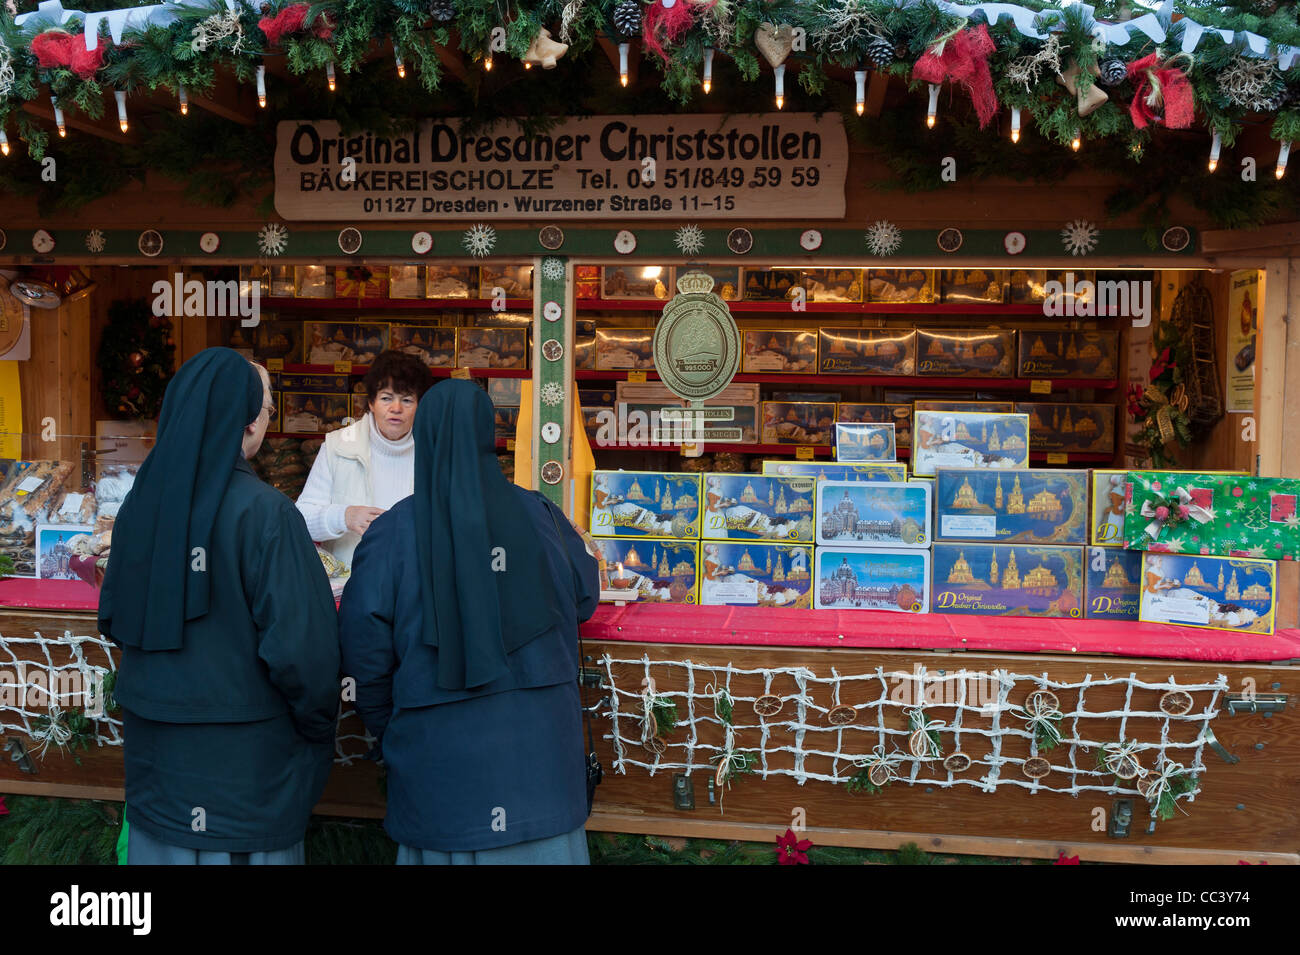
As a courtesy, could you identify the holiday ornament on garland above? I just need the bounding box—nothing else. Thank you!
[98,298,175,421]
[911,23,1000,129]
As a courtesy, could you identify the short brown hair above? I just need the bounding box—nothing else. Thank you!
[363,350,434,405]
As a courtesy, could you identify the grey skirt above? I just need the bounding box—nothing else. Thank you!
[127,822,304,865]
[396,825,589,866]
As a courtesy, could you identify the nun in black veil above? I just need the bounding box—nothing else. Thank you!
[338,379,599,864]
[99,348,341,864]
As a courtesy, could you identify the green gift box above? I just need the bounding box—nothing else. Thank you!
[1124,471,1300,561]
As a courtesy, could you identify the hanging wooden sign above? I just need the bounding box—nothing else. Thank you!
[273,115,848,221]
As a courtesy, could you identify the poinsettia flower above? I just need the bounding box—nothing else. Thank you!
[1054,851,1080,865]
[775,828,812,865]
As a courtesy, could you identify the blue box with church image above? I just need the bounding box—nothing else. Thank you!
[762,461,907,482]
[815,481,931,548]
[1084,546,1142,620]
[935,468,1088,545]
[814,548,931,614]
[931,543,1085,618]
[701,474,816,542]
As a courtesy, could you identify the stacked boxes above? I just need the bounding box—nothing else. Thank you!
[931,543,1085,618]
[701,474,816,542]
[591,471,703,604]
[700,541,814,608]
[934,468,1088,545]
[813,480,933,614]
[911,411,1030,476]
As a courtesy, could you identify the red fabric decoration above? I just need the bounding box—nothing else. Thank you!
[911,24,1000,129]
[31,30,106,80]
[0,796,7,816]
[1054,851,1080,864]
[259,2,335,47]
[775,827,812,865]
[1127,54,1194,130]
[643,0,711,64]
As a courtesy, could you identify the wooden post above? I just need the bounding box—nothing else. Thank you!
[532,255,574,510]
[1257,257,1299,628]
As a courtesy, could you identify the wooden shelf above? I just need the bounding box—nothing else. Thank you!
[258,297,533,310]
[590,444,1111,463]
[576,368,1116,390]
[577,299,1054,315]
[263,431,509,450]
[272,363,530,378]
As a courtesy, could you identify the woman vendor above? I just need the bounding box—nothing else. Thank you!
[337,380,600,864]
[98,348,340,863]
[296,350,433,566]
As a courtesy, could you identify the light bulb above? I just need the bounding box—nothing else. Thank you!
[178,84,188,115]
[703,48,713,94]
[619,42,629,87]
[1071,130,1081,151]
[1208,130,1221,172]
[484,56,493,71]
[395,50,405,79]
[256,65,267,108]
[1276,140,1291,179]
[775,64,785,110]
[115,90,128,132]
[926,83,939,128]
[1011,106,1020,143]
[855,70,866,116]
[524,61,532,69]
[0,129,8,157]
[326,62,336,92]
[51,96,66,137]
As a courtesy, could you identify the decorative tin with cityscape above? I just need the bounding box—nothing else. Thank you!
[590,471,702,539]
[931,543,1085,618]
[814,549,931,613]
[1016,402,1116,455]
[762,461,908,482]
[702,474,816,541]
[1138,552,1276,634]
[834,422,897,462]
[1084,546,1142,620]
[591,537,699,604]
[700,542,813,608]
[912,411,1030,476]
[934,468,1088,545]
[816,480,931,547]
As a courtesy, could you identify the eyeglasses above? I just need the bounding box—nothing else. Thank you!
[263,403,278,421]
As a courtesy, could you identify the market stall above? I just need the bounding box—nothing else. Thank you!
[1,0,1299,863]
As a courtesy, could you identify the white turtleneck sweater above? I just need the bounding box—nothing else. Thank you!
[297,414,414,543]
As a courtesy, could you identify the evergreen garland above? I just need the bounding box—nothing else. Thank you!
[97,298,175,421]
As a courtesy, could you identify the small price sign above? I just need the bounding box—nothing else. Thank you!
[506,438,516,451]
[333,361,353,374]
[796,447,815,460]
[266,358,284,372]
[627,370,648,383]
[1046,452,1069,464]
[451,367,472,380]
[1030,379,1052,395]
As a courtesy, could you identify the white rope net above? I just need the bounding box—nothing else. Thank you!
[0,630,374,766]
[599,654,1228,823]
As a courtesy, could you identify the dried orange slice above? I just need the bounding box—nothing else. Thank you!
[868,762,893,787]
[1023,756,1051,779]
[753,694,783,718]
[944,752,972,773]
[827,704,857,726]
[1159,691,1193,717]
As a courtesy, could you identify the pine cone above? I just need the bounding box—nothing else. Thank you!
[864,34,894,70]
[613,0,642,38]
[1098,59,1127,87]
[429,0,455,23]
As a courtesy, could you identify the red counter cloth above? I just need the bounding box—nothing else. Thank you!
[580,603,1300,663]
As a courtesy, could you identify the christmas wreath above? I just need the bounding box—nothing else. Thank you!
[97,298,175,420]
[1127,319,1194,468]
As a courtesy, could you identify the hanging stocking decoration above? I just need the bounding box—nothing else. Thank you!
[1127,53,1195,130]
[1057,60,1108,116]
[259,2,336,47]
[31,29,106,79]
[911,23,999,129]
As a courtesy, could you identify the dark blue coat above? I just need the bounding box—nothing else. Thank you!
[338,488,599,852]
[103,458,341,853]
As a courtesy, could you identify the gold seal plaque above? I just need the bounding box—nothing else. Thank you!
[651,270,741,403]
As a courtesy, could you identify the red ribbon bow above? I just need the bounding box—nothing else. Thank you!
[259,3,336,48]
[1127,54,1194,130]
[911,24,1000,129]
[644,0,714,64]
[30,30,106,80]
